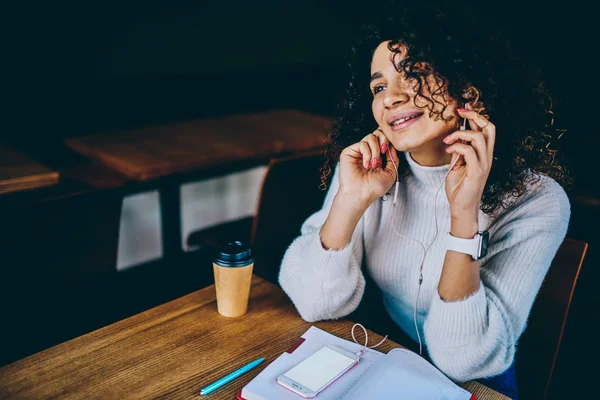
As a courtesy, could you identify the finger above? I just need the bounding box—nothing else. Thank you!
[344,141,373,169]
[457,108,496,164]
[374,127,390,154]
[357,141,372,169]
[462,102,481,132]
[445,143,481,173]
[361,132,381,169]
[451,151,464,168]
[487,138,495,170]
[457,109,495,133]
[443,130,488,168]
[484,125,496,166]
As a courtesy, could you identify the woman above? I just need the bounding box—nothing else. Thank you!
[279,5,571,399]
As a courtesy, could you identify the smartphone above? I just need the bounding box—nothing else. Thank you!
[276,345,359,398]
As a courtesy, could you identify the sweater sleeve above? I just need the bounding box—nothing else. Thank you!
[278,165,366,322]
[423,177,571,382]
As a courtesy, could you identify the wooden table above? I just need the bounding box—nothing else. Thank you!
[65,109,332,262]
[0,276,508,399]
[0,142,59,195]
[65,109,331,182]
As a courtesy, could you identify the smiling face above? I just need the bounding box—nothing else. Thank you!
[370,41,461,165]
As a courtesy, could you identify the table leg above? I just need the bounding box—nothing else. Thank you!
[160,181,183,265]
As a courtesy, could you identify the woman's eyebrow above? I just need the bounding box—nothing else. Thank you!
[370,71,382,83]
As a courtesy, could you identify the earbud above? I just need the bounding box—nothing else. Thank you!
[387,148,400,206]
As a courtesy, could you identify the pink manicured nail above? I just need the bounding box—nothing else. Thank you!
[457,108,467,112]
[443,136,451,143]
[381,143,388,153]
[371,158,378,168]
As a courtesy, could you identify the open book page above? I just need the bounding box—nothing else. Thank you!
[241,326,385,400]
[341,348,472,400]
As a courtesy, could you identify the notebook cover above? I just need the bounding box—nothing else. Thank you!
[237,331,476,400]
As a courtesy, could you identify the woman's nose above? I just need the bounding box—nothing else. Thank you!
[383,82,411,109]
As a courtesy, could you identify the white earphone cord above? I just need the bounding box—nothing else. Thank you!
[351,323,388,357]
[385,142,463,355]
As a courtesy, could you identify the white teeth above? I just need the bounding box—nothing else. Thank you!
[392,114,420,126]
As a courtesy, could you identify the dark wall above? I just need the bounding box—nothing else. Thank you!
[2,1,594,149]
[1,1,357,144]
[3,1,355,82]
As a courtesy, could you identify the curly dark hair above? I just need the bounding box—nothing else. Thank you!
[320,2,571,216]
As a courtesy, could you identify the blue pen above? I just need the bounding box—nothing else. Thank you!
[200,357,265,396]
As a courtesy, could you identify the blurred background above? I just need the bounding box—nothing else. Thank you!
[0,0,597,397]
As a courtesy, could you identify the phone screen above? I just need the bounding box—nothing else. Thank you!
[283,347,356,392]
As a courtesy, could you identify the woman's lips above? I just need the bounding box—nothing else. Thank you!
[390,114,423,131]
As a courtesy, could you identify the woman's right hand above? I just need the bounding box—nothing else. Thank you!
[338,129,400,206]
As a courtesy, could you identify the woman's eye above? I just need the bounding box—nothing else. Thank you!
[372,85,385,95]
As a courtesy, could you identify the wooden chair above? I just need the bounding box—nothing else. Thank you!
[250,151,327,283]
[516,237,588,399]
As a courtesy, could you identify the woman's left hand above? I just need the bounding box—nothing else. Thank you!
[442,106,496,220]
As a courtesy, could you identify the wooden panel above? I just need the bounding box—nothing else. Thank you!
[0,276,507,399]
[66,110,332,181]
[0,142,59,194]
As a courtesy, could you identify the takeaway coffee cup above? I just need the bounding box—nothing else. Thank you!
[213,241,254,317]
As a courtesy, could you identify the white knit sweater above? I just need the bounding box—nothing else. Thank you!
[279,152,570,382]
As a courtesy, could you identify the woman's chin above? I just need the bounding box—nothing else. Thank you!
[388,130,448,155]
[389,137,425,153]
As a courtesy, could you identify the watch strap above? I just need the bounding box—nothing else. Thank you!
[446,232,480,259]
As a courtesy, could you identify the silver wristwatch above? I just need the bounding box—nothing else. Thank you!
[446,231,490,260]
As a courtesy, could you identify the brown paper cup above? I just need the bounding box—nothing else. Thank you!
[213,262,254,317]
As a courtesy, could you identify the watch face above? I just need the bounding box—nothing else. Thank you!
[479,231,490,259]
